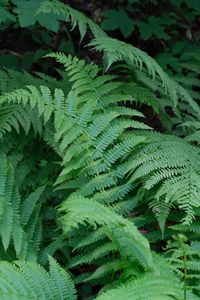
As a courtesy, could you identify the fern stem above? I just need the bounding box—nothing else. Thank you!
[183,251,187,300]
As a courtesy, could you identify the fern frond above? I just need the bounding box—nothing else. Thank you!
[96,273,182,300]
[0,152,47,259]
[38,0,106,40]
[128,132,200,226]
[60,195,153,270]
[90,37,200,114]
[0,257,76,300]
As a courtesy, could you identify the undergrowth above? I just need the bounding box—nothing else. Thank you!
[0,0,200,299]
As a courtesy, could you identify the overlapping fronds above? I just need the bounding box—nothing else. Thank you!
[37,0,106,40]
[0,3,199,295]
[90,37,199,114]
[0,256,76,300]
[96,273,183,300]
[125,131,200,227]
[0,152,45,259]
[60,195,153,270]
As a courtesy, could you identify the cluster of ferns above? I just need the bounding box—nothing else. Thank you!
[0,1,200,299]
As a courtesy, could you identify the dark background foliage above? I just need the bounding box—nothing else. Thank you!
[1,0,200,71]
[1,0,199,132]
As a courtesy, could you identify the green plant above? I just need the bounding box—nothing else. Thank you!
[0,256,76,299]
[0,1,200,299]
[101,9,134,38]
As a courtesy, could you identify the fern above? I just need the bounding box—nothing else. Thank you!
[0,51,198,293]
[0,256,76,300]
[60,195,153,270]
[0,2,199,298]
[0,151,51,260]
[126,131,200,226]
[38,0,106,40]
[89,37,200,114]
[37,0,199,125]
[165,235,200,298]
[96,273,183,300]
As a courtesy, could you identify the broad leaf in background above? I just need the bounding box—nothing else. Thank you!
[12,0,64,32]
[171,0,200,11]
[101,9,134,38]
[185,0,200,11]
[0,6,15,23]
[136,16,169,40]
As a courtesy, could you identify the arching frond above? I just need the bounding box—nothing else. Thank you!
[38,0,106,40]
[90,37,199,114]
[0,257,76,300]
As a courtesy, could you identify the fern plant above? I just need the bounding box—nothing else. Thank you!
[127,131,200,228]
[0,256,76,300]
[0,1,199,299]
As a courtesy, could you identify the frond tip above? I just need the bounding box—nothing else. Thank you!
[89,37,199,114]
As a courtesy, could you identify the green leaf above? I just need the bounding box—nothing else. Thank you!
[137,22,152,40]
[137,16,169,40]
[156,53,181,71]
[101,9,134,38]
[38,13,60,32]
[185,0,200,11]
[0,6,15,23]
[0,55,19,69]
[171,0,184,6]
[12,0,62,31]
[20,186,45,226]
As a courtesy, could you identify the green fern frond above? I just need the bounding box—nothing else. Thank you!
[166,237,200,296]
[80,259,131,283]
[0,257,76,300]
[60,195,153,270]
[38,0,106,40]
[0,152,47,258]
[96,273,182,300]
[20,186,45,226]
[90,37,200,114]
[69,243,116,268]
[128,132,200,226]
